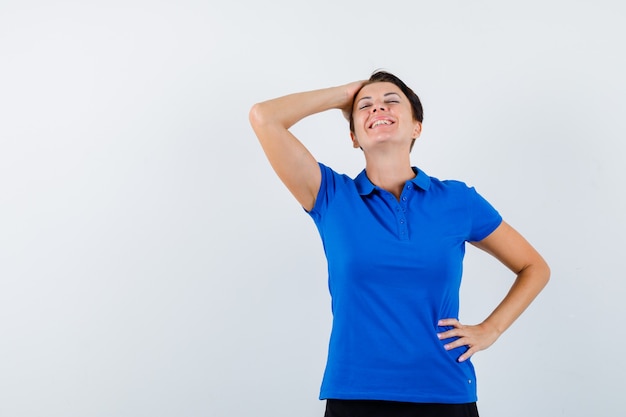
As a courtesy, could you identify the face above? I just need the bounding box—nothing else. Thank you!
[350,82,421,151]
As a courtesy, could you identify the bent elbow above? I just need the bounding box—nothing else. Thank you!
[536,257,551,289]
[249,102,267,129]
[543,261,551,285]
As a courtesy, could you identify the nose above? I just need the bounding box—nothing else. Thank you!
[372,104,387,112]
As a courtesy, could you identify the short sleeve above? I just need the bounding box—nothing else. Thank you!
[467,187,502,242]
[307,163,337,222]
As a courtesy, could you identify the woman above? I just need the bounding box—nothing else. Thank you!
[249,71,550,417]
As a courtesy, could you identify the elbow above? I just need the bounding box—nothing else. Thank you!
[543,261,551,286]
[518,255,550,290]
[249,101,277,131]
[535,257,551,289]
[249,102,266,129]
[250,101,291,131]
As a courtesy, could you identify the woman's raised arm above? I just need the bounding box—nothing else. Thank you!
[249,81,365,211]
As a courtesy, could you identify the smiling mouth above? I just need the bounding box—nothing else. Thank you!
[370,119,393,128]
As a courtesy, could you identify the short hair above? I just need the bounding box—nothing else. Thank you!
[349,71,424,134]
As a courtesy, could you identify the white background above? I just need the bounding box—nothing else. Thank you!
[1,1,624,416]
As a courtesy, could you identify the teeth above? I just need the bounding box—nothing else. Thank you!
[372,119,391,127]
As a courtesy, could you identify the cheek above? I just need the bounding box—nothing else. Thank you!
[353,112,369,129]
[352,124,368,139]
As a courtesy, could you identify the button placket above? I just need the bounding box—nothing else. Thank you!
[396,184,414,240]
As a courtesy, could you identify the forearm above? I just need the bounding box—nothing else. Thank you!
[250,85,352,130]
[438,260,549,362]
[439,222,550,361]
[249,81,363,211]
[482,261,550,335]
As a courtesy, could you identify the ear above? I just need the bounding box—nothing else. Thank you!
[350,131,360,149]
[412,121,422,140]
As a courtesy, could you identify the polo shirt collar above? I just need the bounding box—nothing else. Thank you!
[354,167,432,196]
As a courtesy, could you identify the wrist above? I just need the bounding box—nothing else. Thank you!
[481,319,504,337]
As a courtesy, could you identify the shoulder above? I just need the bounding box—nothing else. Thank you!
[309,163,359,218]
[419,173,494,212]
[423,173,474,196]
[318,163,359,187]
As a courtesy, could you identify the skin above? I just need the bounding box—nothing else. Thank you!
[249,79,550,362]
[350,82,422,199]
[249,83,361,211]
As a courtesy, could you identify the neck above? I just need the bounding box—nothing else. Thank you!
[364,152,415,200]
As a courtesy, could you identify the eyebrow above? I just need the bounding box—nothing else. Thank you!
[356,92,402,103]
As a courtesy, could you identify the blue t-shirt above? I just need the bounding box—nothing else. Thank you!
[307,163,502,404]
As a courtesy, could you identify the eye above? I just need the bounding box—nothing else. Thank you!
[386,99,400,104]
[358,103,372,110]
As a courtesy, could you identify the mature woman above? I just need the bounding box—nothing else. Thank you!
[249,71,549,417]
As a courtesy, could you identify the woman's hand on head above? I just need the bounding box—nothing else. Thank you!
[340,80,367,120]
[437,318,502,362]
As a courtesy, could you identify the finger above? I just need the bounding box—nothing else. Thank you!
[438,318,461,328]
[458,350,472,362]
[437,329,459,340]
[442,337,469,351]
[437,319,463,340]
[437,326,469,340]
